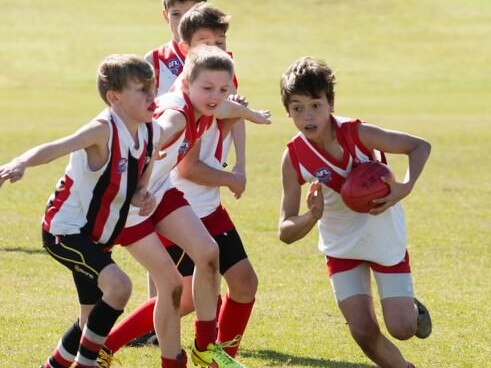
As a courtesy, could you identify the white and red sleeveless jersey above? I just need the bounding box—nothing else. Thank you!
[170,118,230,218]
[150,40,186,97]
[42,109,160,248]
[287,115,406,266]
[125,90,213,227]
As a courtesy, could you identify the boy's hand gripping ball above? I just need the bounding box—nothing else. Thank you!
[340,161,395,213]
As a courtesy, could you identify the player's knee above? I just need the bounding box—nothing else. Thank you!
[386,318,416,340]
[104,272,132,306]
[195,239,219,271]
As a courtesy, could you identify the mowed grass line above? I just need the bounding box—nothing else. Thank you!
[0,0,490,367]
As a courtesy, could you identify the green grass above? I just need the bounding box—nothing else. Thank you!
[1,0,490,367]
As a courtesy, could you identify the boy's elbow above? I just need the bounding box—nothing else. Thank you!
[424,140,432,155]
[278,227,294,244]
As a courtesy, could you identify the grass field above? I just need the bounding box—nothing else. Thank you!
[1,0,490,367]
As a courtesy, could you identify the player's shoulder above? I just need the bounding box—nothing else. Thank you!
[156,90,186,110]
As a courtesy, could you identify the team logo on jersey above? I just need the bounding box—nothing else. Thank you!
[166,58,182,75]
[178,140,191,155]
[314,167,332,183]
[117,158,128,173]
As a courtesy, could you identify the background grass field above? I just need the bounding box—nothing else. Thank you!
[1,0,490,367]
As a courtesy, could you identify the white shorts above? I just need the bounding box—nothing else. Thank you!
[330,263,414,303]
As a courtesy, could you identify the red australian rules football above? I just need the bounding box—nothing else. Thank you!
[340,161,395,213]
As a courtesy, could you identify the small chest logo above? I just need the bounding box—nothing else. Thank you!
[314,167,332,183]
[166,58,182,75]
[178,140,191,155]
[117,158,128,173]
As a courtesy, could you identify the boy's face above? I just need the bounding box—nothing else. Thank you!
[163,1,199,42]
[110,79,156,125]
[185,70,232,117]
[188,28,227,51]
[287,94,334,140]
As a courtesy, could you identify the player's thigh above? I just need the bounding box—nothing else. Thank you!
[329,262,372,303]
[216,230,249,275]
[166,244,195,277]
[125,232,182,289]
[43,231,112,304]
[156,206,218,264]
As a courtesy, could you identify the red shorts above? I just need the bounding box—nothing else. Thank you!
[117,188,188,246]
[326,251,411,276]
[158,204,235,247]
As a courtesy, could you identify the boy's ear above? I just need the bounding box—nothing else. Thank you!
[162,9,169,23]
[106,90,120,105]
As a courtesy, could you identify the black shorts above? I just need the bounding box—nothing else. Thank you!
[166,229,248,277]
[42,230,114,305]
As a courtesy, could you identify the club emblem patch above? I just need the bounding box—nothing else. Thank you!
[166,58,182,75]
[178,140,191,155]
[117,158,128,173]
[314,167,332,183]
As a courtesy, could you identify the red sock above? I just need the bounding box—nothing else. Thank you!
[105,297,156,352]
[161,350,187,368]
[217,294,255,357]
[194,319,217,351]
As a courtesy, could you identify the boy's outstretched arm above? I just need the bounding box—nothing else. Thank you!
[278,150,323,244]
[0,120,110,188]
[215,98,271,126]
[177,140,246,199]
[359,123,431,214]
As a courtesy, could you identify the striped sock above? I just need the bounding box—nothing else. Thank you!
[43,320,82,368]
[74,300,122,368]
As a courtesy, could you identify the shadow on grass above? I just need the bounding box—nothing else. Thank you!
[240,349,375,367]
[0,246,46,255]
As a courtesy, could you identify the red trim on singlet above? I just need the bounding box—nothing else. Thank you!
[325,251,411,276]
[289,135,347,192]
[153,41,185,91]
[286,143,305,185]
[92,118,123,241]
[43,175,74,232]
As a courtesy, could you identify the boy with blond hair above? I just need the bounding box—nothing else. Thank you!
[101,4,256,362]
[97,45,270,368]
[0,54,161,368]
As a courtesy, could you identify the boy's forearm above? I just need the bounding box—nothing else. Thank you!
[278,211,318,244]
[405,140,431,189]
[179,159,234,187]
[14,143,67,168]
